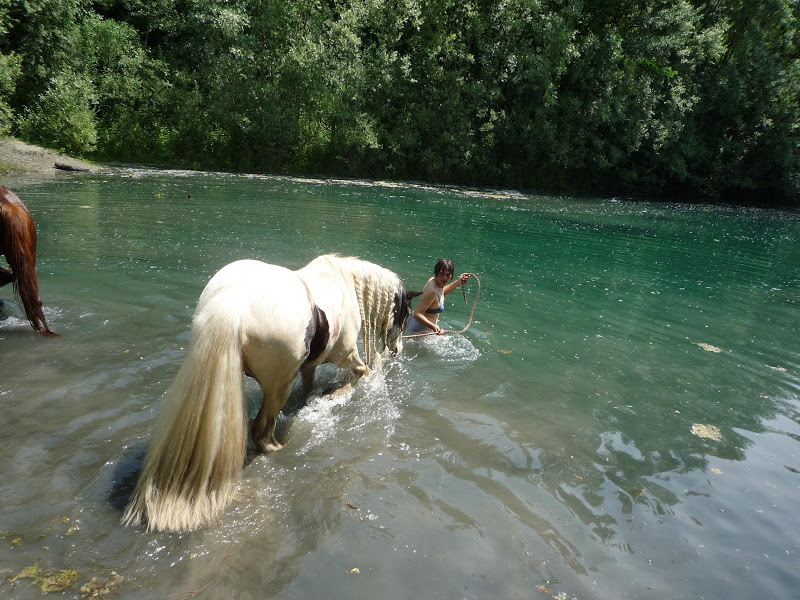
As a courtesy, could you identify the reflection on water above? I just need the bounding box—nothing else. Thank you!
[1,171,799,599]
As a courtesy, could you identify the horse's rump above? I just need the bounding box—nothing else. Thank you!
[202,260,317,374]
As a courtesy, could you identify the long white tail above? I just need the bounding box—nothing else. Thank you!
[122,307,247,532]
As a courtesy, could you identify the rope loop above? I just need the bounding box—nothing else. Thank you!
[403,273,481,339]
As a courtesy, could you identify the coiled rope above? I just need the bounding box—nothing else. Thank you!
[403,273,481,339]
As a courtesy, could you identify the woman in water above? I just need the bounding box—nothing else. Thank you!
[406,258,470,335]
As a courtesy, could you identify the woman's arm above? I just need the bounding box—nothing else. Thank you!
[443,273,469,296]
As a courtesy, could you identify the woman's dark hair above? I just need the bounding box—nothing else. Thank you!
[434,258,454,276]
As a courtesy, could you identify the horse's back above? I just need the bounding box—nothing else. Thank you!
[200,259,291,296]
[297,255,354,320]
[199,259,308,316]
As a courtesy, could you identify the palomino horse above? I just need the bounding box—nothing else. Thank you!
[123,254,414,532]
[0,186,57,337]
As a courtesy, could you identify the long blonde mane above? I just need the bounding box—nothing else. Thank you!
[307,254,400,368]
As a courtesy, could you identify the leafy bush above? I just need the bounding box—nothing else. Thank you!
[16,70,98,155]
[0,51,21,134]
[2,0,798,202]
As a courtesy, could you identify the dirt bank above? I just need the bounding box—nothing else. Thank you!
[0,138,104,177]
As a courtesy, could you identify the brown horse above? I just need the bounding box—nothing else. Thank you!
[0,185,58,337]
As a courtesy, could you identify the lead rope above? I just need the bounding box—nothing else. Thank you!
[403,273,481,339]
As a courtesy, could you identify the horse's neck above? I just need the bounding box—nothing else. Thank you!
[300,255,396,310]
[299,255,393,325]
[301,255,371,289]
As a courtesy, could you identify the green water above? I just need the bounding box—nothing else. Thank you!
[1,170,799,599]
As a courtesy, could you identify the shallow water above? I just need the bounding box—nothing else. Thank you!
[1,171,799,599]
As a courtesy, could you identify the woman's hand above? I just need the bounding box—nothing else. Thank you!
[458,273,470,285]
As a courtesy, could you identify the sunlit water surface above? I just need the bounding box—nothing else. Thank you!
[1,171,799,599]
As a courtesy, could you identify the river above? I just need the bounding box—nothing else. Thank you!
[1,170,799,599]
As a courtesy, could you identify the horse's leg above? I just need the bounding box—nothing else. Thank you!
[0,267,14,287]
[251,378,294,453]
[327,349,369,397]
[300,367,315,404]
[344,348,370,383]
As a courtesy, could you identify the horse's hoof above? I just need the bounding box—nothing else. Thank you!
[329,384,354,398]
[256,439,284,453]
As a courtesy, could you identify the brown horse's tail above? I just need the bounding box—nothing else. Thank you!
[0,199,58,337]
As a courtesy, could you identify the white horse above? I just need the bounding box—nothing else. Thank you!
[122,254,415,532]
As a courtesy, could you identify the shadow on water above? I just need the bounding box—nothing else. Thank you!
[109,445,146,512]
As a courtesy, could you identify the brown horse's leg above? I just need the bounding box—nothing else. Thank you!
[0,267,15,286]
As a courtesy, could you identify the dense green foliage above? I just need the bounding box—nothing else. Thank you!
[1,0,798,202]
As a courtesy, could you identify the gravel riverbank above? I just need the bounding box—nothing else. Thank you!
[0,138,104,177]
